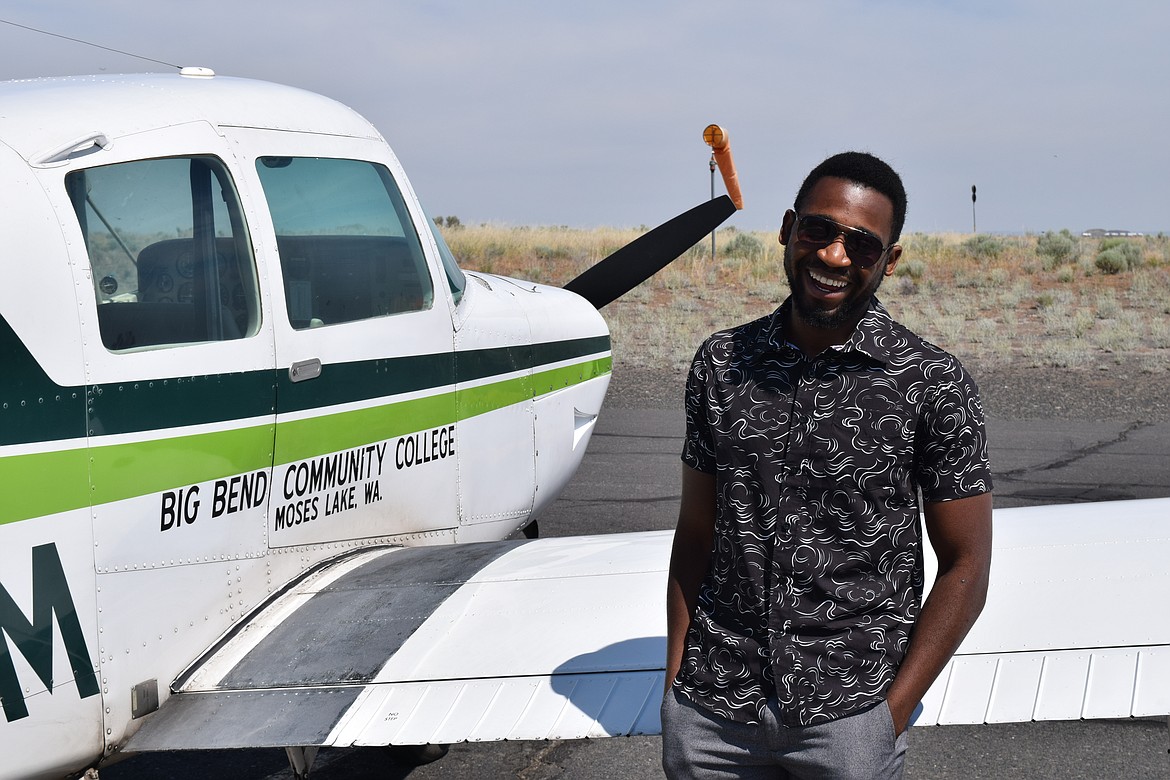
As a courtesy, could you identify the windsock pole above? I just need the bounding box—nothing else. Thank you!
[703,124,743,264]
[709,153,717,261]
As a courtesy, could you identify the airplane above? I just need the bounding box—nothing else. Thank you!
[0,69,1166,780]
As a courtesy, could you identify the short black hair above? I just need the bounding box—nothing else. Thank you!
[793,152,907,243]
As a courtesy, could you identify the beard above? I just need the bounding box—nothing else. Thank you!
[784,244,887,330]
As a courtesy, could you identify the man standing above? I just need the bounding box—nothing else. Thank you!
[663,152,993,779]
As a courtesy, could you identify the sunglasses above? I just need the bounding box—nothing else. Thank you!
[793,213,894,269]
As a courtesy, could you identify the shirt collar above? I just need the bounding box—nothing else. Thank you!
[762,297,895,365]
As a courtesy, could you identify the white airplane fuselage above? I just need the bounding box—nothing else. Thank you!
[0,72,609,778]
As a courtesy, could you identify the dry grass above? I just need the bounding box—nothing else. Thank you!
[444,225,1170,377]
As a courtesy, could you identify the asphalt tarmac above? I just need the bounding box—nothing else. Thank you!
[103,408,1170,779]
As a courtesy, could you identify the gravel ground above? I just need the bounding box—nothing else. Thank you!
[608,356,1170,422]
[973,359,1170,422]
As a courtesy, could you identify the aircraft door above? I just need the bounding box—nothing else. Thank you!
[231,130,459,547]
[65,151,276,568]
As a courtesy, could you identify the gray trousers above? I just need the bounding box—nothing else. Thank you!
[661,688,907,780]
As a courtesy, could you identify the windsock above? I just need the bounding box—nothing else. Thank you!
[702,124,743,209]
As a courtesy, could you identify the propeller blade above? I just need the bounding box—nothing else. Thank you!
[564,195,736,309]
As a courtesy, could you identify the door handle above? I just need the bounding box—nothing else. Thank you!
[289,358,322,383]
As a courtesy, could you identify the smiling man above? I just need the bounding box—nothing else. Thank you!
[663,152,993,779]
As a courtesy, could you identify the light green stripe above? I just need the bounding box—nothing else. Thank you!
[89,426,277,508]
[531,356,612,398]
[273,391,457,466]
[0,449,93,524]
[0,355,612,525]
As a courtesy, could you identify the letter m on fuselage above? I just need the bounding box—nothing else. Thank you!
[0,543,99,721]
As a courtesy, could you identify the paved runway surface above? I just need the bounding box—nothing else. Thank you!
[104,408,1170,779]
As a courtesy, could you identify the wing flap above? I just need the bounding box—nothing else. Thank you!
[126,688,361,750]
[916,644,1170,726]
[330,671,664,746]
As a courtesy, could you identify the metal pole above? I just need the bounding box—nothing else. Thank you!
[710,154,717,262]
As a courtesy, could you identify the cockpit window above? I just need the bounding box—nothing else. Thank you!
[66,156,260,351]
[255,157,434,329]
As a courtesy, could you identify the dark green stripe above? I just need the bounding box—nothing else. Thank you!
[275,336,610,414]
[530,336,610,369]
[275,353,455,416]
[89,372,277,437]
[0,311,609,447]
[0,315,88,444]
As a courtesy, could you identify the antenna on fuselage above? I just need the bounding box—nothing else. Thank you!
[0,17,182,69]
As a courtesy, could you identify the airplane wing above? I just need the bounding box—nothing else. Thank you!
[124,531,672,751]
[125,498,1170,754]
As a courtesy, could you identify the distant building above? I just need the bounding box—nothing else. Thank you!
[1081,228,1144,238]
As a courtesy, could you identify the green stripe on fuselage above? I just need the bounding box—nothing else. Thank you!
[274,356,609,465]
[0,351,611,525]
[0,448,93,527]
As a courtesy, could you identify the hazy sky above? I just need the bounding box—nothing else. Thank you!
[2,2,1167,235]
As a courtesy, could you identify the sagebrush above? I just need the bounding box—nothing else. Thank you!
[442,224,1170,375]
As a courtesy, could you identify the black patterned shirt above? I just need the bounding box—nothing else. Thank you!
[676,297,992,726]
